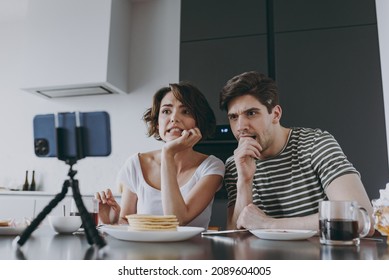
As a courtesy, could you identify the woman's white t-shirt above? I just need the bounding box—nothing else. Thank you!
[116,153,225,229]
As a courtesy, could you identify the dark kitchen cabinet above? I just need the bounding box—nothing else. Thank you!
[274,0,377,32]
[180,35,268,124]
[180,0,389,229]
[180,0,268,125]
[181,0,267,42]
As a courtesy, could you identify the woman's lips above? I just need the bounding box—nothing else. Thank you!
[168,127,183,132]
[167,127,184,135]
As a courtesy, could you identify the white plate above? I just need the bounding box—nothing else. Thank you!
[100,225,204,242]
[250,229,317,241]
[0,226,27,236]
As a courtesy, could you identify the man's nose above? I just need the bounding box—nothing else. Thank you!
[236,115,248,131]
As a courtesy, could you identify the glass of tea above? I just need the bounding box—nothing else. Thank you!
[70,197,99,228]
[319,200,370,246]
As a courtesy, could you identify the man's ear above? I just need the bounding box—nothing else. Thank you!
[272,105,282,123]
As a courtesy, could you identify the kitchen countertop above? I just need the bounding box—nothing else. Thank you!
[0,190,117,197]
[0,190,59,196]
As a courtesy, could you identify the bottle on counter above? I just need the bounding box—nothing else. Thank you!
[30,170,36,191]
[22,170,29,191]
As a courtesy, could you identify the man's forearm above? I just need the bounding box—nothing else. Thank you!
[227,179,253,229]
[270,213,319,231]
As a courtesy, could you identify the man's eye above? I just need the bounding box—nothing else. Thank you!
[228,115,238,121]
[247,111,257,117]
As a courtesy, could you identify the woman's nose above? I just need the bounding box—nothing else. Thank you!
[170,112,179,123]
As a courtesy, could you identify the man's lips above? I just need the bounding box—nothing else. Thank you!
[239,135,257,140]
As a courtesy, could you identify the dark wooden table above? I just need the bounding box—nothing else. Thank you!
[0,226,387,260]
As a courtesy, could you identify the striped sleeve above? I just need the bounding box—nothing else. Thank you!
[311,130,359,190]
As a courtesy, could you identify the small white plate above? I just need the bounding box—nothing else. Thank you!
[250,229,317,241]
[0,226,27,236]
[100,225,204,242]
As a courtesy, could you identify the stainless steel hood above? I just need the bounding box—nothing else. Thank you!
[21,0,131,98]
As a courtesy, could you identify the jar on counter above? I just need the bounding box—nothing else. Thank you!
[372,198,389,244]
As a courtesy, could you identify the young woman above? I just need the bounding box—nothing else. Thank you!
[95,82,225,229]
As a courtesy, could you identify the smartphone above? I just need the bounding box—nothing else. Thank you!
[33,111,111,160]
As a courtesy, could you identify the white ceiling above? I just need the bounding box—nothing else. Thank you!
[0,0,28,22]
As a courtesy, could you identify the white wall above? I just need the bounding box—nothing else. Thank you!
[0,0,181,195]
[376,0,389,165]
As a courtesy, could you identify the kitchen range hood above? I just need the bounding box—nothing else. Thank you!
[21,0,131,98]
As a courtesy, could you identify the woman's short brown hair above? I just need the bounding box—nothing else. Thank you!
[143,82,216,141]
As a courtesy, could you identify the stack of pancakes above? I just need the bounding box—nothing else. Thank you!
[0,219,10,227]
[126,214,179,231]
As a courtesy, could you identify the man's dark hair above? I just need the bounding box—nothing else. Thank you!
[220,71,279,113]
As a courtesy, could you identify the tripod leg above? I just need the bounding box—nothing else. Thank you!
[71,180,106,248]
[16,180,70,247]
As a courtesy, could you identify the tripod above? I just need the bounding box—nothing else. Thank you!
[14,164,106,249]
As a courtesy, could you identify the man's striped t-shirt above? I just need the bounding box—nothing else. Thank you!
[224,127,359,218]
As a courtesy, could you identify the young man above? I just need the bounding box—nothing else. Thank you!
[219,71,374,235]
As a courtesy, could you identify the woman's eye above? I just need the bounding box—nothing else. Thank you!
[180,107,193,116]
[161,109,170,114]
